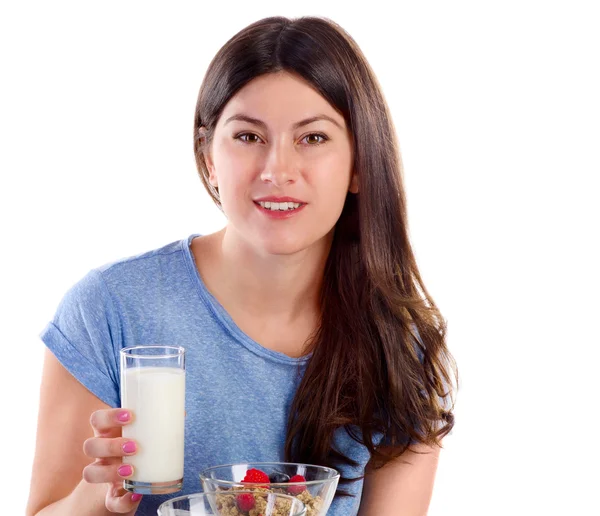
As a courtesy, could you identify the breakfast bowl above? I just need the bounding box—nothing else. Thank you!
[200,462,339,516]
[157,490,306,516]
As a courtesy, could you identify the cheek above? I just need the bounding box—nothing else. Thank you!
[314,154,353,198]
[213,139,240,171]
[213,143,259,188]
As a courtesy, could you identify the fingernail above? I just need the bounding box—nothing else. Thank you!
[117,410,130,422]
[131,493,143,502]
[118,464,133,477]
[122,441,136,454]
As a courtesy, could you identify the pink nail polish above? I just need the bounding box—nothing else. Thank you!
[118,464,133,477]
[122,441,136,454]
[131,493,142,502]
[117,411,130,422]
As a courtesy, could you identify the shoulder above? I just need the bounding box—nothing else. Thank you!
[88,234,204,298]
[96,236,192,280]
[55,235,196,315]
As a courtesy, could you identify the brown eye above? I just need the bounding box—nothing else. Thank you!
[237,133,262,144]
[303,133,328,145]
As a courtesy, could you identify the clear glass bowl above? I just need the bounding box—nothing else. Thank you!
[199,462,340,516]
[157,491,306,516]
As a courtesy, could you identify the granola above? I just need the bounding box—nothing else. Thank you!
[214,486,322,516]
[215,488,292,516]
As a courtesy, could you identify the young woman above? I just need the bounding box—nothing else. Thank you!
[27,16,456,516]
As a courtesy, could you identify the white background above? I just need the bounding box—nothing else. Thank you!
[1,1,598,514]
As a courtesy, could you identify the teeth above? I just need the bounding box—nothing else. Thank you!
[257,201,302,211]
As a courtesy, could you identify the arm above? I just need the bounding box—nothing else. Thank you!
[358,443,441,516]
[26,349,135,516]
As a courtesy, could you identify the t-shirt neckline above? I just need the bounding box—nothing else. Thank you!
[181,234,313,365]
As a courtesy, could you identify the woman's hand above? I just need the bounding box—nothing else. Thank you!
[82,408,143,513]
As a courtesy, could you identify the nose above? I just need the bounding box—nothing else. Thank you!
[260,140,298,187]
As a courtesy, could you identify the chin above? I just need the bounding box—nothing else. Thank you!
[259,237,308,256]
[257,230,333,258]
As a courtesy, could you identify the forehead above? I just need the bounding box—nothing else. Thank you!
[218,71,345,129]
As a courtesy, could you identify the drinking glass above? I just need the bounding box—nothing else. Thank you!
[120,345,186,494]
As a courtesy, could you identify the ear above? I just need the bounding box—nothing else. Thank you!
[198,127,218,188]
[206,152,218,188]
[349,172,359,194]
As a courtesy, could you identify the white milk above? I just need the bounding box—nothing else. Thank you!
[121,367,186,482]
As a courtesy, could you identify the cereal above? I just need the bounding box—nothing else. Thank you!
[214,486,323,516]
[295,490,323,515]
[215,488,293,516]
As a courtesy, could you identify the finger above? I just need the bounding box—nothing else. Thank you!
[83,437,137,459]
[106,484,143,514]
[82,461,135,485]
[89,409,134,436]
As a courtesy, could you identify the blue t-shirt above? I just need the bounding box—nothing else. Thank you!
[40,234,381,515]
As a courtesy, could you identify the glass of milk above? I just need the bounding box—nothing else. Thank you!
[120,345,186,494]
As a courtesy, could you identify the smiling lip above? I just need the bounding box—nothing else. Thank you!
[253,196,306,204]
[254,200,307,219]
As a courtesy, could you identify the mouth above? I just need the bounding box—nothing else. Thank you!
[253,200,307,218]
[254,200,306,212]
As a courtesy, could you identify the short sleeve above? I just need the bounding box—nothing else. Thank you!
[40,269,122,407]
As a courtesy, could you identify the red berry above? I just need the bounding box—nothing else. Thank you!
[287,475,307,495]
[236,493,255,512]
[242,468,270,488]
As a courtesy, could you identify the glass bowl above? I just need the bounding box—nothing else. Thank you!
[200,462,339,516]
[157,491,306,516]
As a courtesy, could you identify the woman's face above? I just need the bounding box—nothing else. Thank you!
[204,71,357,257]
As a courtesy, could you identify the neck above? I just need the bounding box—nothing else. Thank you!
[210,227,330,323]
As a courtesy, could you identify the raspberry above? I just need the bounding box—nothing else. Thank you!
[242,468,270,488]
[287,474,307,495]
[236,493,255,512]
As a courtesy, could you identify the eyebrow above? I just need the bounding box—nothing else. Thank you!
[224,113,344,130]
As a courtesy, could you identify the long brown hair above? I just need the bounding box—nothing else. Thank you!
[193,16,457,494]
